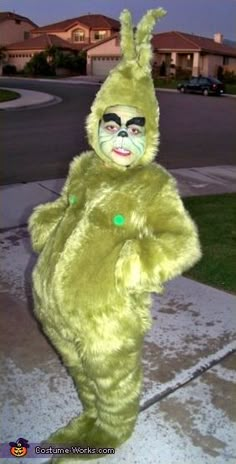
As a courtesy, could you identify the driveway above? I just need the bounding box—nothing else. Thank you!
[0,78,235,184]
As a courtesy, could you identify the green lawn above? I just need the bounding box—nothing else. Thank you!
[183,193,236,294]
[225,84,236,95]
[0,88,21,102]
[154,78,181,89]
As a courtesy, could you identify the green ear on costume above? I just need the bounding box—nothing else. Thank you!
[134,9,167,70]
[120,9,166,67]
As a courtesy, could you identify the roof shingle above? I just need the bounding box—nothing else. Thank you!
[152,31,236,57]
[30,14,120,33]
[5,34,83,51]
[0,11,37,27]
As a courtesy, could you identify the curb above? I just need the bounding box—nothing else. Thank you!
[155,88,236,98]
[0,95,62,111]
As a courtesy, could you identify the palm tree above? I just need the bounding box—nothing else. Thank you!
[45,45,60,64]
[0,45,7,59]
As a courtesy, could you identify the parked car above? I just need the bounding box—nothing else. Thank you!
[177,76,225,96]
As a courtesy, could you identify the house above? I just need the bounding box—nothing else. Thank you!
[0,12,37,45]
[86,34,121,76]
[3,13,120,72]
[6,34,81,71]
[86,30,236,78]
[152,31,236,77]
[30,14,120,48]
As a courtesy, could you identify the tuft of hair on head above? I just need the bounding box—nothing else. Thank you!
[119,9,136,61]
[119,8,167,71]
[135,9,167,70]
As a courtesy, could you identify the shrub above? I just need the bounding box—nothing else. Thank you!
[54,51,86,74]
[159,61,166,77]
[175,67,192,80]
[217,65,224,81]
[23,52,55,76]
[223,70,236,84]
[2,64,17,75]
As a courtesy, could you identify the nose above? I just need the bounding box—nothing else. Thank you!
[117,130,128,137]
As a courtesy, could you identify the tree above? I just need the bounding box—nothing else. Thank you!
[0,45,7,62]
[24,51,55,76]
[0,46,7,75]
[159,60,166,77]
[45,45,59,63]
[217,65,224,82]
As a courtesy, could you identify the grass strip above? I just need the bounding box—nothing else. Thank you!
[0,88,21,102]
[183,193,236,293]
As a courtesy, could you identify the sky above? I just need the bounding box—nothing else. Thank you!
[0,0,235,41]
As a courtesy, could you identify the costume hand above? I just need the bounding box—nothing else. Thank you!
[115,240,142,292]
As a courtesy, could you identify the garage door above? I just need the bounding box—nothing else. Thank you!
[92,56,120,77]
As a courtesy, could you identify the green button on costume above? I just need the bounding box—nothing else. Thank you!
[28,9,202,460]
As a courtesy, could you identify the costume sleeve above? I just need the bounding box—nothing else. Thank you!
[28,182,69,254]
[115,174,202,293]
[28,154,81,254]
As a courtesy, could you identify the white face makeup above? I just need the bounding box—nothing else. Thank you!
[98,105,146,167]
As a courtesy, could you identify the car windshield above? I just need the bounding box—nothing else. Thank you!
[209,77,222,83]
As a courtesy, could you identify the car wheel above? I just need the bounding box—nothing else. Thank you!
[180,86,185,93]
[203,88,209,96]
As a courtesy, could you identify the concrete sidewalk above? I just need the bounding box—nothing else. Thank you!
[0,166,236,464]
[0,87,62,110]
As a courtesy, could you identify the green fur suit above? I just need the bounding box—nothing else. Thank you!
[28,9,201,459]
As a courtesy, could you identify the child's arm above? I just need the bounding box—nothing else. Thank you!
[28,154,82,254]
[28,190,68,254]
[116,172,202,293]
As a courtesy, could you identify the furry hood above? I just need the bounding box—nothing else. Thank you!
[86,8,167,171]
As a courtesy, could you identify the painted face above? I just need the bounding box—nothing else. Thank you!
[98,105,146,167]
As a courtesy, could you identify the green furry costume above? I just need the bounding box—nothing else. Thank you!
[28,8,201,460]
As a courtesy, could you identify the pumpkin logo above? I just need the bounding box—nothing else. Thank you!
[9,438,29,457]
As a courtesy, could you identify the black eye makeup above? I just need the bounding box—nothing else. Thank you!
[126,117,146,127]
[103,113,121,126]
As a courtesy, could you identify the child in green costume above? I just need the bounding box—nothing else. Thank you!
[28,8,201,460]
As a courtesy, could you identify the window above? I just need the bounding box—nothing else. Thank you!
[15,19,21,25]
[223,56,229,65]
[24,31,30,40]
[94,30,106,41]
[210,77,221,84]
[72,29,85,42]
[189,77,198,84]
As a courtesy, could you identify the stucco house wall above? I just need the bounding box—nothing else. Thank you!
[31,25,89,43]
[31,26,113,44]
[206,54,224,76]
[7,49,37,70]
[0,18,35,45]
[87,36,120,74]
[223,61,236,73]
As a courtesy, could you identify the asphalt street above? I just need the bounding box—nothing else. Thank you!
[0,78,236,184]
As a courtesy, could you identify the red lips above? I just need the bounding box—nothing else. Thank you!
[112,148,131,157]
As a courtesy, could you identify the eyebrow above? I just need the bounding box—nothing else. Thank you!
[126,117,146,127]
[102,113,121,126]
